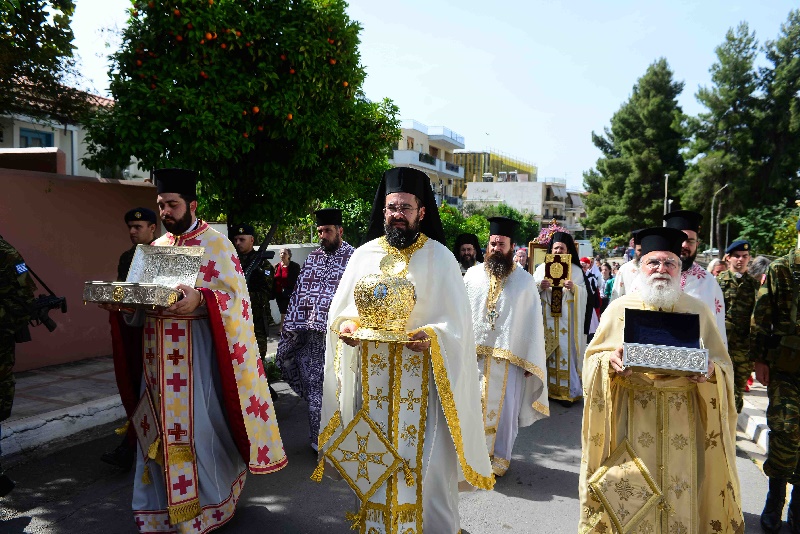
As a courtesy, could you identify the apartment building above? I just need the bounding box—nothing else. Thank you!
[451,150,538,197]
[388,119,465,207]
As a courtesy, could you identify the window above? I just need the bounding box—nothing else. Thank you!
[20,128,53,148]
[406,136,415,150]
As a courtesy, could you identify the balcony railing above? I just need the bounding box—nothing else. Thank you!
[428,126,465,146]
[445,162,460,172]
[419,153,436,165]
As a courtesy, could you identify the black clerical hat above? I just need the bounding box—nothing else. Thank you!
[664,210,702,233]
[228,224,255,239]
[124,207,157,224]
[315,208,342,226]
[383,167,429,199]
[154,168,198,198]
[638,227,688,257]
[488,217,519,239]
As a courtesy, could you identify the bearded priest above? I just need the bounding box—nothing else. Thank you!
[578,227,743,534]
[316,167,493,533]
[464,216,548,477]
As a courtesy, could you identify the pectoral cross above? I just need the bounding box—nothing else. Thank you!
[487,309,498,330]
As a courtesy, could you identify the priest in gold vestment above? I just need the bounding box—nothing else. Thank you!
[578,227,743,534]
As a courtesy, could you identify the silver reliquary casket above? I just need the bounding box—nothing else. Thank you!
[83,245,204,309]
[622,308,709,376]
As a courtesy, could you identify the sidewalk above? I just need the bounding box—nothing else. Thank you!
[2,331,772,462]
[1,321,285,464]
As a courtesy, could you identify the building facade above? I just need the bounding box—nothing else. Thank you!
[388,119,465,207]
[452,150,538,197]
[464,176,586,234]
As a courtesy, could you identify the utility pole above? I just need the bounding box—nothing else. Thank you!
[663,174,669,225]
[709,184,729,253]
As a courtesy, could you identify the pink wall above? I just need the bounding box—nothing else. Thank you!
[0,168,157,371]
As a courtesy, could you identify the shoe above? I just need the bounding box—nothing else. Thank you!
[0,472,15,497]
[555,398,574,408]
[101,441,135,471]
[761,477,787,533]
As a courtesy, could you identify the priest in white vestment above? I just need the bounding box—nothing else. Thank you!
[663,210,728,345]
[464,216,548,477]
[578,226,743,534]
[316,168,493,534]
[533,231,587,404]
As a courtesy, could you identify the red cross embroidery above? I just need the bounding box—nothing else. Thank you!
[193,517,202,530]
[165,323,186,342]
[257,445,270,464]
[199,260,220,282]
[184,237,202,246]
[135,517,145,528]
[257,358,265,378]
[212,509,224,522]
[144,324,156,340]
[167,423,188,440]
[172,474,193,495]
[140,414,150,436]
[232,254,243,275]
[242,299,250,320]
[167,349,184,366]
[166,372,188,392]
[216,291,231,311]
[145,348,156,365]
[231,343,247,365]
[245,395,261,417]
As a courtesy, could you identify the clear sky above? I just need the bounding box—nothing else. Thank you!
[72,0,798,191]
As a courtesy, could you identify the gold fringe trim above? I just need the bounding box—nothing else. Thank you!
[366,509,383,523]
[168,445,194,465]
[168,499,201,525]
[115,420,130,435]
[141,463,152,485]
[148,436,161,460]
[396,509,417,524]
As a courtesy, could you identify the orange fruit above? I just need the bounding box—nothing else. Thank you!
[221,43,227,49]
[257,125,264,131]
[242,110,247,116]
[173,9,180,16]
[287,113,293,120]
[236,31,241,37]
[136,59,142,66]
[176,35,183,41]
[342,81,348,87]
[200,39,205,44]
[243,132,249,138]
[329,58,336,65]
[205,32,212,40]
[252,106,259,114]
[289,68,295,74]
[280,54,286,61]
[187,23,193,30]
[150,83,156,89]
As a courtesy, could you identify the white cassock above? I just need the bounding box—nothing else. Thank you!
[533,262,587,401]
[316,235,493,534]
[680,263,728,346]
[464,264,548,476]
[610,260,638,301]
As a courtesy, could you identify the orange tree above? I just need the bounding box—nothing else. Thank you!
[84,0,400,227]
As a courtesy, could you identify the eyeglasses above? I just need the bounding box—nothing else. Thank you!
[383,204,418,217]
[684,239,697,245]
[643,258,680,271]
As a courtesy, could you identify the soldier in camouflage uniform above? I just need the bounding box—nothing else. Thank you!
[229,224,274,358]
[0,235,35,496]
[717,239,758,413]
[751,219,800,533]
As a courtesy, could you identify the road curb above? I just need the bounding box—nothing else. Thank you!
[737,398,768,452]
[1,395,125,459]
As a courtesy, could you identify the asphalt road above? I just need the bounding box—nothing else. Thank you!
[0,384,770,534]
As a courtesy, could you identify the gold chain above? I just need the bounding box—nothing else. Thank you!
[378,234,428,277]
[484,263,515,330]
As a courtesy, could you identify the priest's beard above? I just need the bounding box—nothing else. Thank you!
[320,234,342,253]
[162,205,193,235]
[384,219,420,249]
[637,271,681,310]
[459,253,476,270]
[485,249,515,278]
[680,250,696,272]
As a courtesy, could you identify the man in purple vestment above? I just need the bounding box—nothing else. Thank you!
[276,208,354,451]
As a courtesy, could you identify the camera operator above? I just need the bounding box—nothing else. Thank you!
[0,234,35,497]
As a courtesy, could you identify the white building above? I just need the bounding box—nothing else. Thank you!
[389,119,465,207]
[464,176,586,233]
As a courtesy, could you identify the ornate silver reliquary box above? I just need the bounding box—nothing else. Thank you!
[83,245,204,309]
[621,308,709,376]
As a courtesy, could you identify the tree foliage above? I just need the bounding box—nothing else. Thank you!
[441,204,539,252]
[0,0,91,124]
[84,0,400,225]
[729,200,795,256]
[583,59,687,236]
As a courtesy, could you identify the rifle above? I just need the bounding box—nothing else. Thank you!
[243,223,278,283]
[14,264,67,343]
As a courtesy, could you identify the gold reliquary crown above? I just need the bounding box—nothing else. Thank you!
[349,254,418,343]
